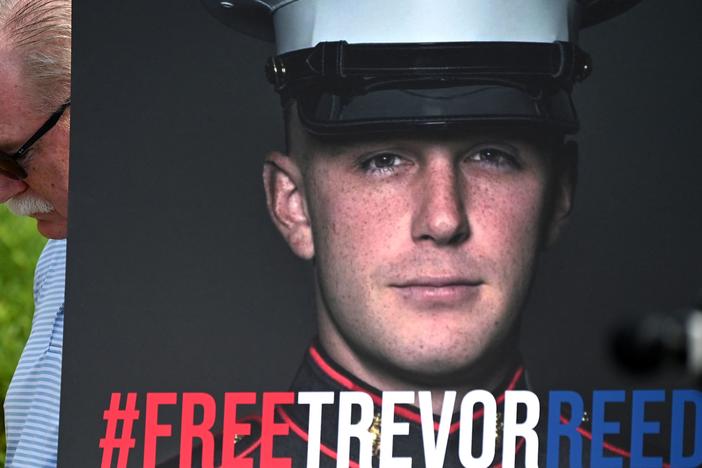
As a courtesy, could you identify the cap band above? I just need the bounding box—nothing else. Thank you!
[268,41,590,90]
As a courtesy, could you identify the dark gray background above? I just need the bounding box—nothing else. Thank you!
[60,0,702,465]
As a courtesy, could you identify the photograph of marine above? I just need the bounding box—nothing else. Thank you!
[156,0,669,466]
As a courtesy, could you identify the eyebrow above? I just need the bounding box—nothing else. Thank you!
[308,126,560,159]
[318,136,528,155]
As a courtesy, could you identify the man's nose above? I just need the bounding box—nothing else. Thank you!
[0,176,28,203]
[411,158,470,245]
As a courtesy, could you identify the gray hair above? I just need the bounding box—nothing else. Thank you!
[0,0,71,114]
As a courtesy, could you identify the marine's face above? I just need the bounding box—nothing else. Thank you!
[0,53,70,239]
[265,127,575,383]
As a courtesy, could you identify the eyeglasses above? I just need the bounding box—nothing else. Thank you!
[0,99,71,180]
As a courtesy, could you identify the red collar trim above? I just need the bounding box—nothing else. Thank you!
[235,415,263,459]
[559,415,668,467]
[309,344,525,434]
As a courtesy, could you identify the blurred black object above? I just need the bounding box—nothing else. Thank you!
[612,304,702,380]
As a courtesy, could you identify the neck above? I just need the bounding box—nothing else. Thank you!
[318,309,523,415]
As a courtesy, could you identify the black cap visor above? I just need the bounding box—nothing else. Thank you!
[296,78,579,136]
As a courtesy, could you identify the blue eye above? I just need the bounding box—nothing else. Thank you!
[467,148,519,169]
[361,152,404,174]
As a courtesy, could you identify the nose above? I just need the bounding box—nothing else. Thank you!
[0,175,28,203]
[411,157,470,246]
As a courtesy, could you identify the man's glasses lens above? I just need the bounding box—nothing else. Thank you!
[0,99,70,181]
[0,156,28,180]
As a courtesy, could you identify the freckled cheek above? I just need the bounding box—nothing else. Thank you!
[25,151,70,210]
[468,182,545,266]
[312,182,409,269]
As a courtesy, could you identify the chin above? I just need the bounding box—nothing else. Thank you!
[37,220,68,239]
[370,333,495,380]
[369,315,519,382]
[411,347,489,375]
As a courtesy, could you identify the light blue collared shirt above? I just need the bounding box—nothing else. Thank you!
[4,239,65,468]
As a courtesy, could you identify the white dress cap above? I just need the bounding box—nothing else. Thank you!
[200,0,642,136]
[202,0,643,49]
[271,0,580,54]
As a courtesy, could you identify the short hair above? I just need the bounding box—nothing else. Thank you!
[0,0,71,114]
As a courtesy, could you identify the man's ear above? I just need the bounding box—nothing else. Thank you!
[263,151,315,259]
[544,141,578,248]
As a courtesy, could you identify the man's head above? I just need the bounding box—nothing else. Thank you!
[0,0,71,239]
[265,109,577,386]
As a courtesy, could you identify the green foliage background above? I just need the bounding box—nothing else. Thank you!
[0,205,46,465]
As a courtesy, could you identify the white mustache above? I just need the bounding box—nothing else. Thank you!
[6,193,54,216]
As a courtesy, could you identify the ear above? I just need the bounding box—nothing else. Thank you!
[544,141,578,247]
[262,151,315,259]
